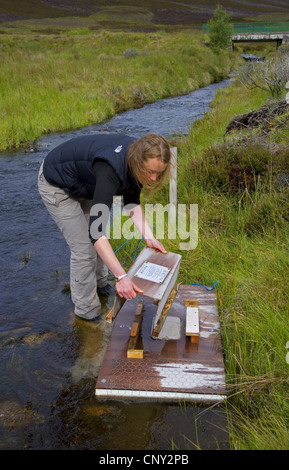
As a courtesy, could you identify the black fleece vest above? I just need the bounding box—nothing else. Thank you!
[43,133,137,199]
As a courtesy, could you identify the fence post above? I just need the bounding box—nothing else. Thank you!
[286,81,289,104]
[169,147,177,226]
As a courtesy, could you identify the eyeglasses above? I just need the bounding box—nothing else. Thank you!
[144,169,164,176]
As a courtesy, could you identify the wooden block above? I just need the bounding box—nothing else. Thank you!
[130,322,139,337]
[135,301,144,317]
[127,349,143,359]
[127,301,144,359]
[106,307,114,323]
[106,294,125,323]
[185,299,199,308]
[190,336,199,344]
[186,299,199,343]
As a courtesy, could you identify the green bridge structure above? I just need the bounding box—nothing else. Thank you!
[202,22,289,49]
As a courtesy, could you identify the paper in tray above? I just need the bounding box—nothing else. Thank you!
[134,261,170,284]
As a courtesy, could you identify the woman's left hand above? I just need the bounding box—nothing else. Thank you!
[145,237,167,254]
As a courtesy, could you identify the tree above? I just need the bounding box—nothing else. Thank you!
[207,5,233,51]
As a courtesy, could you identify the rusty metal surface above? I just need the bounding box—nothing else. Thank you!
[95,285,226,403]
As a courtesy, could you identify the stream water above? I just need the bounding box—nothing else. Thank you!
[0,79,230,450]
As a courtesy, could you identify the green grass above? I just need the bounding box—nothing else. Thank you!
[160,79,289,449]
[0,28,240,150]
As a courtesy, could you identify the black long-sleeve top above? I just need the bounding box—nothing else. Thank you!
[89,160,141,244]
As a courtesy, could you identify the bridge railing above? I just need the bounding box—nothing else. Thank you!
[203,22,289,34]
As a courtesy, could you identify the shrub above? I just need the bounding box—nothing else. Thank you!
[238,48,289,97]
[207,5,233,52]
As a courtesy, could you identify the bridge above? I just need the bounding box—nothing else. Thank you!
[203,22,289,49]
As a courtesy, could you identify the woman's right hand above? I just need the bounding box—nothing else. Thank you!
[116,276,144,299]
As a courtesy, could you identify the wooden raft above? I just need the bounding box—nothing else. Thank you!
[96,285,227,403]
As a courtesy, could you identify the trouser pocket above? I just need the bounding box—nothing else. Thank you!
[53,189,70,207]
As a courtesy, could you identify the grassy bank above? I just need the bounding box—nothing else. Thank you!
[110,75,289,449]
[151,78,289,449]
[0,28,239,150]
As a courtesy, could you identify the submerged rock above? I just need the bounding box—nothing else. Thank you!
[241,54,265,62]
[84,403,121,417]
[0,401,44,430]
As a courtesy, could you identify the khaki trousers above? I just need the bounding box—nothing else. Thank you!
[38,162,108,320]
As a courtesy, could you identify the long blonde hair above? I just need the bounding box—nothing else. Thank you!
[127,133,171,190]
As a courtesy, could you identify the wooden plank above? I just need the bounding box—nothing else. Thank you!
[106,294,125,323]
[127,300,144,359]
[127,349,143,359]
[151,282,178,338]
[185,299,199,308]
[152,265,180,338]
[96,285,227,403]
[185,299,200,343]
[130,322,139,337]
